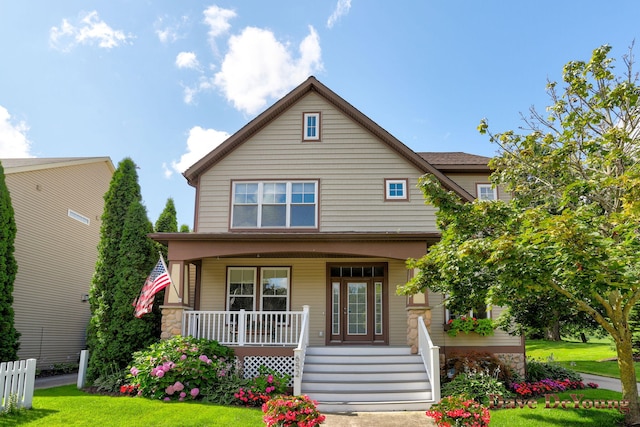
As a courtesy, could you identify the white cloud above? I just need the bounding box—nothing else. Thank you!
[213,26,323,115]
[0,106,33,158]
[50,11,133,51]
[155,15,189,43]
[176,52,200,69]
[171,126,230,174]
[203,5,236,44]
[327,0,352,28]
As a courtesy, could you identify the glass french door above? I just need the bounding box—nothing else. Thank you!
[329,277,385,343]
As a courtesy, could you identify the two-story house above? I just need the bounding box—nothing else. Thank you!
[150,77,524,411]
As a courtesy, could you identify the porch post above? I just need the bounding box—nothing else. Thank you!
[407,290,432,354]
[160,260,190,340]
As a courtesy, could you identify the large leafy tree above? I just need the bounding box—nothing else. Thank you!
[399,45,640,422]
[0,161,20,361]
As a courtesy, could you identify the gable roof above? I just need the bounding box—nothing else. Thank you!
[1,157,115,174]
[418,152,492,172]
[183,76,475,202]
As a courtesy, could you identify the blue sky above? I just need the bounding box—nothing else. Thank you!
[1,1,639,227]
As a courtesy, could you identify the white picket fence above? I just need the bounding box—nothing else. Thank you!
[0,358,36,410]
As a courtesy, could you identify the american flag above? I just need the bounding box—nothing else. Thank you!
[133,255,172,318]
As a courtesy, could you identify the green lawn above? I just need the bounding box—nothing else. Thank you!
[526,338,640,381]
[0,386,264,427]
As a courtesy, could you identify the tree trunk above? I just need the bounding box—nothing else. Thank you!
[615,327,640,425]
[545,319,561,341]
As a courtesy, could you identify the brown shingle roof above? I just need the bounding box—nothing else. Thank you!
[418,152,492,172]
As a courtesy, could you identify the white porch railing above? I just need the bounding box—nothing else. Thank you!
[418,316,441,402]
[183,309,308,347]
[293,305,310,396]
[0,358,36,410]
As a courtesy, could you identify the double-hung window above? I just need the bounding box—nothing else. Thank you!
[232,181,318,228]
[476,183,497,201]
[227,267,290,312]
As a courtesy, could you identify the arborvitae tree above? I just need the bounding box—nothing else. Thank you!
[105,200,158,370]
[179,224,190,233]
[151,198,179,319]
[87,158,142,380]
[0,161,20,361]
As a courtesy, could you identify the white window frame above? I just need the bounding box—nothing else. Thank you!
[68,209,90,225]
[231,181,318,229]
[385,179,408,200]
[227,267,257,312]
[476,183,497,201]
[445,306,492,322]
[303,112,321,141]
[260,267,290,312]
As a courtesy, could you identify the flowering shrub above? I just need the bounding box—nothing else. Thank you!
[119,384,138,396]
[263,395,326,427]
[510,378,597,398]
[124,335,235,401]
[426,395,490,427]
[446,316,495,337]
[235,366,291,407]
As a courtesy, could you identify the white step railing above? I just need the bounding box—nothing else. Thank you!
[183,309,308,346]
[418,316,440,402]
[293,305,310,395]
[0,358,36,410]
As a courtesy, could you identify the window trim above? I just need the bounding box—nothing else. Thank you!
[302,112,321,141]
[384,178,409,201]
[230,180,319,230]
[476,183,498,201]
[445,306,492,322]
[226,266,291,312]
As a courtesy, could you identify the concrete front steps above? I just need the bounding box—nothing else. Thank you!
[301,346,434,412]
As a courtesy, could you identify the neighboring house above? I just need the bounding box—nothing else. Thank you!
[150,77,523,411]
[3,157,114,369]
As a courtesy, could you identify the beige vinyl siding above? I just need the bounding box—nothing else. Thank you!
[198,257,409,347]
[426,291,520,348]
[7,160,112,366]
[196,92,438,233]
[445,173,512,202]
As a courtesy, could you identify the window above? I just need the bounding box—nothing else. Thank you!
[445,303,491,322]
[231,181,317,229]
[385,179,408,200]
[227,267,290,311]
[68,209,90,225]
[476,183,497,201]
[303,112,321,141]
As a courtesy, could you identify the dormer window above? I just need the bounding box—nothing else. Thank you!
[476,183,497,201]
[303,112,321,141]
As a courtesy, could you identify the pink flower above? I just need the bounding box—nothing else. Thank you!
[190,388,199,398]
[166,385,175,395]
[129,367,139,376]
[156,370,165,378]
[180,354,187,361]
[180,392,186,399]
[173,381,184,391]
[164,397,171,402]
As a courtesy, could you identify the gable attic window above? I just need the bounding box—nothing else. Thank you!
[68,209,90,225]
[385,179,408,201]
[302,112,321,141]
[476,183,497,201]
[231,181,318,229]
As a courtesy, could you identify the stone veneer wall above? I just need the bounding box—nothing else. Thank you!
[161,307,184,340]
[406,307,432,354]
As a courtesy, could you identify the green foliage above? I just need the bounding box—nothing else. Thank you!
[234,366,291,407]
[446,316,495,337]
[443,351,518,385]
[155,198,178,233]
[525,358,582,382]
[399,44,640,420]
[0,161,20,361]
[87,158,159,382]
[179,224,190,232]
[200,373,249,406]
[92,362,129,393]
[441,370,509,405]
[426,395,491,427]
[126,335,235,401]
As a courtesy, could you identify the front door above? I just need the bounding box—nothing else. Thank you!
[327,264,387,344]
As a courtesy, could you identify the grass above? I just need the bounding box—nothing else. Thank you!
[0,386,264,427]
[526,338,640,381]
[489,389,626,426]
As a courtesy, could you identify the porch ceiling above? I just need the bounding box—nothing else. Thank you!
[149,232,439,262]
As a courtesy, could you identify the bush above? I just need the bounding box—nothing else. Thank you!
[263,395,326,427]
[525,358,582,382]
[234,366,291,407]
[443,351,517,384]
[510,378,597,398]
[426,395,490,427]
[201,373,249,406]
[441,370,510,405]
[125,335,235,401]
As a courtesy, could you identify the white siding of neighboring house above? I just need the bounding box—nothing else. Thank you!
[444,173,511,202]
[196,92,438,233]
[7,160,112,367]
